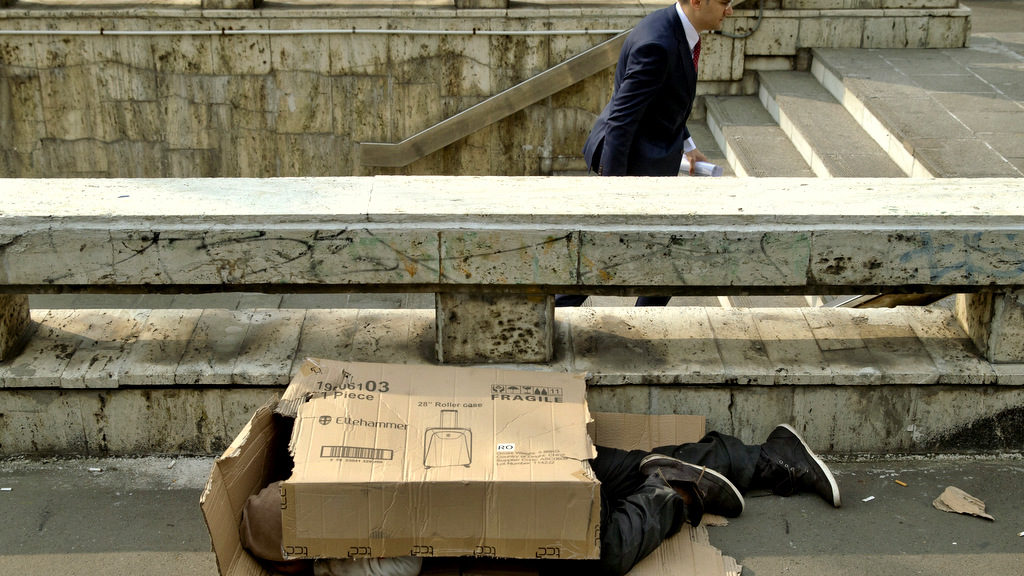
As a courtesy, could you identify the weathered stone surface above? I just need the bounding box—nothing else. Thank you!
[4,176,1024,374]
[60,309,150,389]
[203,0,256,8]
[2,304,1022,454]
[440,229,579,286]
[798,17,866,48]
[570,307,724,385]
[808,228,1024,287]
[957,290,1024,363]
[784,0,959,6]
[743,17,799,55]
[0,387,276,455]
[119,309,203,387]
[3,177,1024,296]
[579,229,811,289]
[0,8,971,178]
[436,292,553,363]
[1,309,78,387]
[455,0,509,8]
[0,294,31,362]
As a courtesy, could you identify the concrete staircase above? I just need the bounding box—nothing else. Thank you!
[703,46,1024,179]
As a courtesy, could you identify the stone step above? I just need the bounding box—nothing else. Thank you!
[758,70,907,178]
[683,119,734,176]
[811,46,1024,178]
[2,306,1021,456]
[705,95,816,177]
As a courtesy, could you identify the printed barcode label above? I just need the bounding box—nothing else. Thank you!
[320,445,394,460]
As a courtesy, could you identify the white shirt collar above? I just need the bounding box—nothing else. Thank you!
[675,2,701,52]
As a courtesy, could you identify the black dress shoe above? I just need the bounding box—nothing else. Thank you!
[761,424,841,507]
[639,454,745,518]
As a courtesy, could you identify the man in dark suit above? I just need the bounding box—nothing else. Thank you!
[558,0,734,307]
[584,0,733,177]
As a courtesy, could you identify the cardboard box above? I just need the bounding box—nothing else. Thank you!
[278,359,600,561]
[200,360,737,576]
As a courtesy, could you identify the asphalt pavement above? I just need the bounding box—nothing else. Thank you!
[1,454,1022,576]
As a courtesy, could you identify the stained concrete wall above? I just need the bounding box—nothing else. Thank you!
[0,3,969,178]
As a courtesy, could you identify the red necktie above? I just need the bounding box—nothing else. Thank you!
[692,39,701,70]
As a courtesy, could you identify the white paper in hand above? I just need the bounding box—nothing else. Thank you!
[679,157,724,177]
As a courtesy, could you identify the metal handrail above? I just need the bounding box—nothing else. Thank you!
[357,30,628,168]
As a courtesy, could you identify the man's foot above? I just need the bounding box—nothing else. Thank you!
[648,473,704,527]
[639,454,745,517]
[761,424,841,507]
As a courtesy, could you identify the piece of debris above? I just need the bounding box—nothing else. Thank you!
[88,467,103,473]
[701,514,729,527]
[894,480,907,487]
[167,460,176,470]
[932,486,995,521]
[1,487,11,492]
[862,495,875,502]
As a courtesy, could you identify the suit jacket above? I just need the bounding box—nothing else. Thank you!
[582,5,698,176]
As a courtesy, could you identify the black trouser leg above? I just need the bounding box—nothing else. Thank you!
[543,446,687,576]
[651,431,762,493]
[555,294,588,307]
[634,296,671,306]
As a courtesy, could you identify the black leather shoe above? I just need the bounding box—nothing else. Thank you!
[639,454,745,518]
[761,424,841,507]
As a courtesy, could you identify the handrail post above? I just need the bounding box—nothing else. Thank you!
[956,290,1024,363]
[455,0,510,7]
[435,292,554,364]
[0,294,31,362]
[201,0,257,8]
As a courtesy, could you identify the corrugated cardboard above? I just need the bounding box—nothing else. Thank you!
[589,412,705,453]
[627,524,742,576]
[201,401,291,576]
[200,360,736,576]
[279,359,600,561]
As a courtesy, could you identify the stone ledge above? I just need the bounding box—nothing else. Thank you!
[0,305,1014,389]
[2,305,1022,455]
[4,178,1024,294]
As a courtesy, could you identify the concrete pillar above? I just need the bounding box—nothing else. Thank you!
[455,0,509,8]
[956,291,1024,363]
[201,0,256,8]
[435,293,553,364]
[0,294,31,362]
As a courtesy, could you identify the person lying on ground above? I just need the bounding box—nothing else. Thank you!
[239,423,840,576]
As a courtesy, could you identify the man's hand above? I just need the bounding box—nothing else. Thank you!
[684,149,709,175]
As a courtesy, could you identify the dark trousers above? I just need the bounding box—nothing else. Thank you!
[650,431,763,492]
[554,295,671,307]
[545,432,761,576]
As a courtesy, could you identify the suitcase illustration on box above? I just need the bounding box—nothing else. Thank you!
[423,409,472,468]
